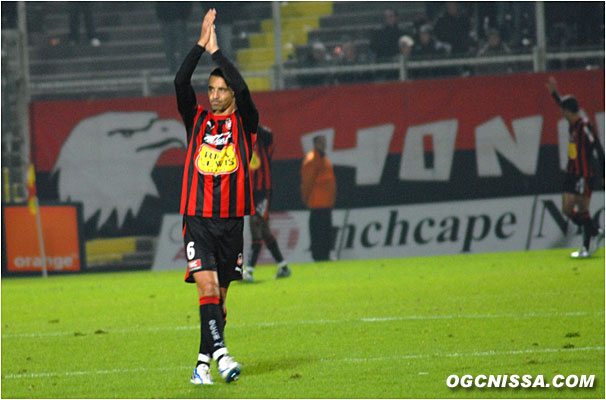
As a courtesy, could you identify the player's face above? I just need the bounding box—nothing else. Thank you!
[563,109,575,122]
[208,76,235,115]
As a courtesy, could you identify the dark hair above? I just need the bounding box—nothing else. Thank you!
[209,67,231,88]
[561,95,579,113]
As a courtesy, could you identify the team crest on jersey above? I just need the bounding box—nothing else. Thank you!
[195,144,239,175]
[568,142,577,160]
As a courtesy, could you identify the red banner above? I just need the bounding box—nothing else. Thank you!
[31,69,604,172]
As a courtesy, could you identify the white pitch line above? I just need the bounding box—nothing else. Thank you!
[3,346,604,380]
[2,311,603,339]
[360,311,603,322]
[338,346,606,363]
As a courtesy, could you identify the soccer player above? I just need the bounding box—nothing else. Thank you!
[546,76,605,258]
[242,125,291,282]
[174,9,258,385]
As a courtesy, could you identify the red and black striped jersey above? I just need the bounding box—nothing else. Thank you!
[175,46,259,218]
[250,125,274,194]
[550,90,605,178]
[566,118,603,178]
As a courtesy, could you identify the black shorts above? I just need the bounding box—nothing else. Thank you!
[563,174,594,197]
[183,215,244,286]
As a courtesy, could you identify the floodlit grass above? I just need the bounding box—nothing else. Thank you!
[1,248,604,398]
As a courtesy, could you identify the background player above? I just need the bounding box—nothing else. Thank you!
[174,9,258,385]
[242,124,291,282]
[546,76,605,258]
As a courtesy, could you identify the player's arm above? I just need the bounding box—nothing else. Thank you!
[174,45,202,135]
[545,76,563,108]
[206,24,259,134]
[174,10,216,136]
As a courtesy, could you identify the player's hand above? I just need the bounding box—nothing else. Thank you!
[198,8,216,48]
[206,23,219,54]
[545,76,557,94]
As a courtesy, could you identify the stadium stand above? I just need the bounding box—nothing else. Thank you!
[28,1,231,99]
[27,2,429,97]
[25,1,604,99]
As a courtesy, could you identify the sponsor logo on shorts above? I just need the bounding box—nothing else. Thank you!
[188,259,201,270]
[237,253,243,266]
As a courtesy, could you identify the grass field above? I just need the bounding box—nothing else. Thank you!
[1,248,604,398]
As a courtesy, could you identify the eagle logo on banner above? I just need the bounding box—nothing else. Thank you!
[53,112,186,229]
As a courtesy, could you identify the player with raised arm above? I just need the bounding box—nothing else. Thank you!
[174,9,258,385]
[546,76,605,258]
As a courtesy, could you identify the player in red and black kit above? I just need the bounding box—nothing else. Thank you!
[546,76,605,258]
[174,9,258,385]
[242,125,291,282]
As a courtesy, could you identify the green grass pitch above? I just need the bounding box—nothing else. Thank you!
[2,248,604,398]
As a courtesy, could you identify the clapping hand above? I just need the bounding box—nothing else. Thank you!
[198,9,216,49]
[205,19,220,54]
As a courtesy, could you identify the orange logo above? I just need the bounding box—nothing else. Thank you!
[3,205,82,272]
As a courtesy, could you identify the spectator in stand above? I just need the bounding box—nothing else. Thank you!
[433,2,471,56]
[475,28,513,76]
[413,24,451,79]
[156,2,193,74]
[396,35,414,80]
[340,40,358,63]
[398,35,414,58]
[297,42,333,87]
[68,2,101,47]
[302,42,332,66]
[333,39,371,84]
[413,24,450,58]
[370,8,405,61]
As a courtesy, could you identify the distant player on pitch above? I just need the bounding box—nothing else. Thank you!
[242,124,292,282]
[546,76,605,258]
[174,9,258,385]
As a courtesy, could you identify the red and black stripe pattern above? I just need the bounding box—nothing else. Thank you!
[251,126,273,193]
[567,118,602,178]
[180,106,255,217]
